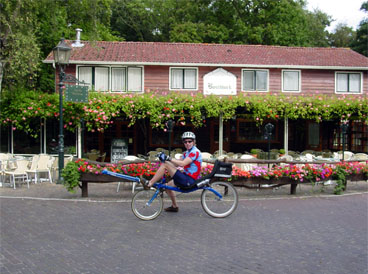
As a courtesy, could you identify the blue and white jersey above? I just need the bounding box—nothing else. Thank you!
[182,146,202,180]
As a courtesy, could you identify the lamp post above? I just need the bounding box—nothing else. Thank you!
[166,119,174,156]
[341,122,349,161]
[264,123,274,161]
[53,38,72,184]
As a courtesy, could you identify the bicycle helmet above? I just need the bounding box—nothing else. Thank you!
[181,131,196,140]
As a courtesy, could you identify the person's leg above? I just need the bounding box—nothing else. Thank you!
[165,179,178,208]
[147,161,177,187]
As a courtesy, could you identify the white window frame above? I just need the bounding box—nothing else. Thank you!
[169,67,198,91]
[241,69,269,92]
[94,67,109,91]
[111,67,126,92]
[77,65,144,93]
[335,71,363,94]
[282,70,301,93]
[78,66,110,91]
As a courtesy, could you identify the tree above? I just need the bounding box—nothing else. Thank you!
[305,8,331,47]
[111,0,332,47]
[351,1,368,56]
[329,23,356,48]
[0,0,119,93]
[0,0,41,91]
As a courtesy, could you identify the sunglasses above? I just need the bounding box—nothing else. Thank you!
[183,140,193,144]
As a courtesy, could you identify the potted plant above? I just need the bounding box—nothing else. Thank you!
[250,149,259,158]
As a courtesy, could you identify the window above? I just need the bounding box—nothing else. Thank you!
[94,67,109,91]
[236,119,278,143]
[78,66,109,91]
[336,72,362,94]
[78,66,143,92]
[112,68,126,91]
[282,70,301,92]
[79,67,92,89]
[170,68,197,90]
[127,67,143,92]
[242,69,268,91]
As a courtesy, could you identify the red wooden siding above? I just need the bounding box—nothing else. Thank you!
[63,65,367,95]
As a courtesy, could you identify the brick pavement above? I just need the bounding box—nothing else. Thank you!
[0,181,367,273]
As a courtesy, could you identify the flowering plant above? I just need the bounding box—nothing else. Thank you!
[2,89,367,137]
[64,159,367,195]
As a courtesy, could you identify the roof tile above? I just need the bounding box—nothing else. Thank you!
[45,41,368,68]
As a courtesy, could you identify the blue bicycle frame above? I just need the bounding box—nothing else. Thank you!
[102,169,224,205]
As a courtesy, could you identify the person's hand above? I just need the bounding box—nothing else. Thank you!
[158,152,171,162]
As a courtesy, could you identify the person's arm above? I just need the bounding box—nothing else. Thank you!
[169,156,192,167]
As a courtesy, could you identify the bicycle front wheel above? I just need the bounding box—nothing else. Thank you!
[201,181,238,218]
[131,189,163,220]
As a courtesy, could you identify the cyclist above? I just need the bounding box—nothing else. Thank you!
[143,131,202,212]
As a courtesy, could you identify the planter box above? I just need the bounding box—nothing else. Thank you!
[80,172,123,183]
[346,174,367,181]
[231,177,299,194]
[79,172,132,197]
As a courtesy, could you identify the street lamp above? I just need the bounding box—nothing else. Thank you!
[53,38,72,183]
[166,119,174,156]
[264,123,274,160]
[341,122,349,161]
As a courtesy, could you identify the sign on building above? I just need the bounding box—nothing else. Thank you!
[65,85,89,103]
[203,68,237,95]
[111,138,128,163]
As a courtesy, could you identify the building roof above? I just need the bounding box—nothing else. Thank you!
[44,40,368,69]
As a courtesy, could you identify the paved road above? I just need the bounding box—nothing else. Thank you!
[1,190,367,274]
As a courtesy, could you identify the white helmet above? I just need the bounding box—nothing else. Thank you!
[181,131,196,140]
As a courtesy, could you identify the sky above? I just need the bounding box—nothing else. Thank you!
[306,0,366,31]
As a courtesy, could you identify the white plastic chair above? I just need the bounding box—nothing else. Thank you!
[338,151,354,160]
[26,155,53,184]
[352,153,368,160]
[239,154,257,171]
[277,155,293,167]
[174,153,183,160]
[4,159,30,189]
[25,155,40,184]
[51,156,73,182]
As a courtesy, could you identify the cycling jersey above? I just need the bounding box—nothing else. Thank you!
[182,146,202,180]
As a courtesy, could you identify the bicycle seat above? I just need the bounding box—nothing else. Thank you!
[194,160,233,187]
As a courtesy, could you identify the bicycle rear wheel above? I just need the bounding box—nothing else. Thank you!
[131,189,163,220]
[201,181,238,218]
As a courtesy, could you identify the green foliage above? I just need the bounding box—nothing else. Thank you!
[329,23,356,48]
[304,8,331,47]
[332,165,348,195]
[1,90,368,137]
[0,0,41,90]
[61,161,81,193]
[351,1,368,56]
[110,0,332,46]
[0,0,119,93]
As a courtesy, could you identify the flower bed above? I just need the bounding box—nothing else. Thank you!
[63,159,367,195]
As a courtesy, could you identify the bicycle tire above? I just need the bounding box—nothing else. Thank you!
[131,189,163,220]
[201,181,238,218]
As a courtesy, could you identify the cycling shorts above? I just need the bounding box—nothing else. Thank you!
[173,170,196,188]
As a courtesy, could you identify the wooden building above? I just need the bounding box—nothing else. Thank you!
[42,39,368,159]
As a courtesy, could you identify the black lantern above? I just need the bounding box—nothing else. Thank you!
[53,38,72,184]
[53,38,72,65]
